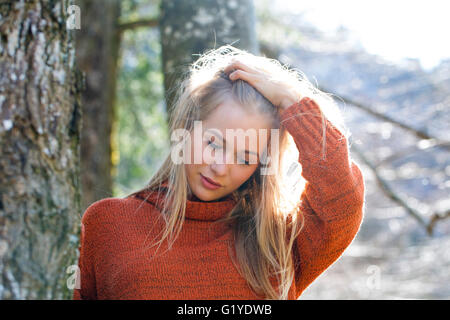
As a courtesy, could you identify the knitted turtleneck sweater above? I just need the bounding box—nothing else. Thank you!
[73,97,365,300]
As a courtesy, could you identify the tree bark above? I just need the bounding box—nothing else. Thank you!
[159,0,260,122]
[75,0,121,212]
[0,0,83,299]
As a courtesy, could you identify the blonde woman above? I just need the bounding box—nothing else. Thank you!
[73,45,365,300]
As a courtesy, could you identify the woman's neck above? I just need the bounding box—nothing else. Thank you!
[187,193,202,202]
[187,191,234,203]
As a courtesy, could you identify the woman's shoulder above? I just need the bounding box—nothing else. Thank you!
[81,197,124,226]
[81,188,166,229]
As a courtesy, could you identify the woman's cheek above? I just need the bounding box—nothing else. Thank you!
[188,135,205,165]
[230,165,258,188]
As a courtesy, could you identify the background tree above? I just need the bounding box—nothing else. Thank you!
[75,0,121,212]
[159,0,259,121]
[0,0,82,299]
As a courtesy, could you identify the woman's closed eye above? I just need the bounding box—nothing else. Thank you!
[239,158,251,165]
[238,154,251,165]
[207,140,250,165]
[207,139,222,149]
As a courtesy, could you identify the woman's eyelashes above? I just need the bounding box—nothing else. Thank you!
[239,158,251,166]
[207,139,222,150]
[206,139,250,165]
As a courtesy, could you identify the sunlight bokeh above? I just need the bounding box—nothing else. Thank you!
[272,0,450,70]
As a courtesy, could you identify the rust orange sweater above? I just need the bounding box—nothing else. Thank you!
[72,97,365,300]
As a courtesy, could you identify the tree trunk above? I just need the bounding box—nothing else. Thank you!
[159,0,260,122]
[75,0,121,212]
[0,0,83,299]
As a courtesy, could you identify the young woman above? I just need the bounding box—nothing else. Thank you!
[73,45,365,300]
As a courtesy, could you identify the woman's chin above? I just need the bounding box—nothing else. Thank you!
[192,191,215,202]
[190,186,224,202]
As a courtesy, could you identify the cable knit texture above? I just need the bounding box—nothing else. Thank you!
[73,97,365,300]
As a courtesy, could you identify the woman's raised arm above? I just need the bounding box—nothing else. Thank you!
[280,97,365,297]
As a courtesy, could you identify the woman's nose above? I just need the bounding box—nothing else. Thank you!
[207,148,229,175]
[210,162,227,176]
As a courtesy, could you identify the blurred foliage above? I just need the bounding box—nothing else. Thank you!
[113,0,168,198]
[119,0,160,23]
[255,0,304,48]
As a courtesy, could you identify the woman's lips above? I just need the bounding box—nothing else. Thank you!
[200,174,222,190]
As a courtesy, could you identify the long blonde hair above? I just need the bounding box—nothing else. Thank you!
[125,45,348,299]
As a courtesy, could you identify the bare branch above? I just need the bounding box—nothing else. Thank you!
[427,209,450,235]
[376,140,450,168]
[352,144,450,235]
[118,18,159,33]
[351,144,429,229]
[319,85,450,150]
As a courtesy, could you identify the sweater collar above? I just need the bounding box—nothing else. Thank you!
[131,180,237,222]
[184,194,237,221]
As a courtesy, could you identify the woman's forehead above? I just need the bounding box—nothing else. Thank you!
[205,99,273,131]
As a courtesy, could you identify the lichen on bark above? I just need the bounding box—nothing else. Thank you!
[0,0,83,299]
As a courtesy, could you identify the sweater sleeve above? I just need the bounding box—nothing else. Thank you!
[72,204,99,300]
[279,97,365,297]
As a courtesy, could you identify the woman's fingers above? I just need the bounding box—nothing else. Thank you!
[223,58,297,109]
[224,59,278,106]
[224,59,259,76]
[229,69,260,85]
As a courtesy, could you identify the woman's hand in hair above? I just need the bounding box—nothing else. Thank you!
[224,58,302,111]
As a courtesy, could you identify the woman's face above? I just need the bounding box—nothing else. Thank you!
[184,98,273,201]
